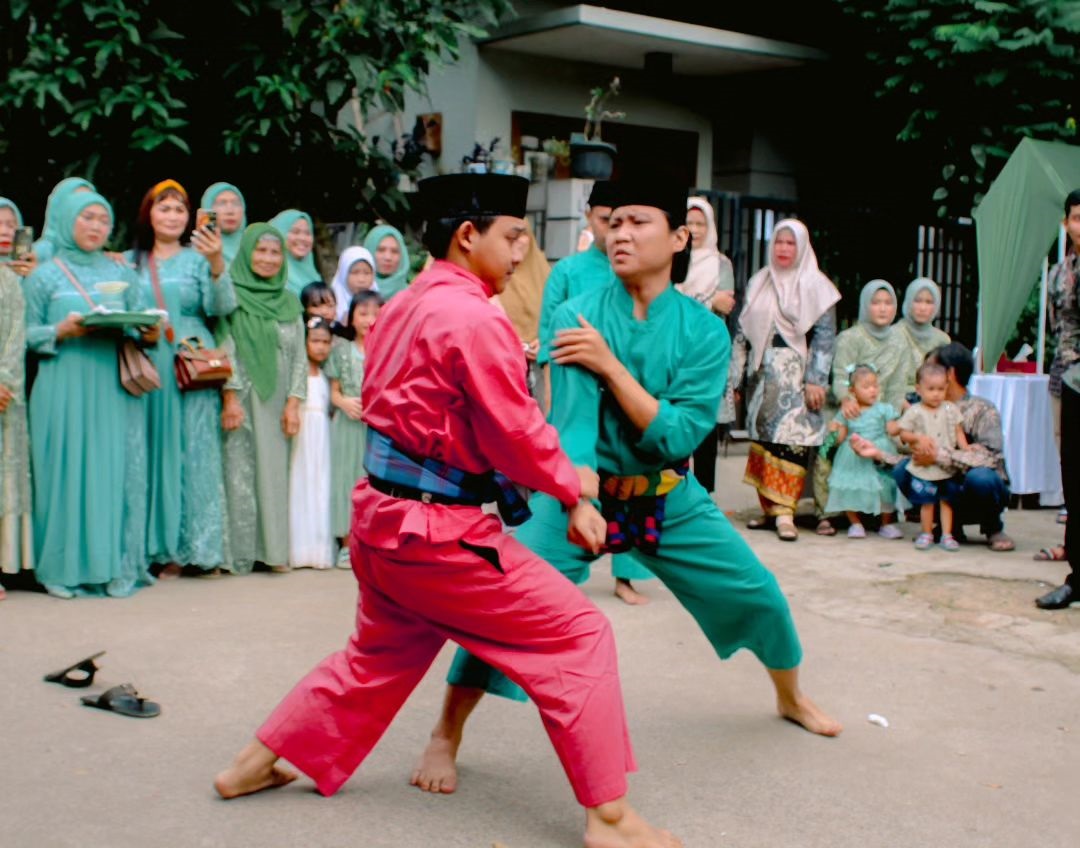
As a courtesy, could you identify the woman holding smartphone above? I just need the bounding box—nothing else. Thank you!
[201,182,248,265]
[126,180,237,578]
[0,197,34,593]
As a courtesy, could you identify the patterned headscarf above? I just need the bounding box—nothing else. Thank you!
[0,197,24,257]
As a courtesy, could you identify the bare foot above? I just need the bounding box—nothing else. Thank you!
[410,734,459,794]
[614,579,650,606]
[159,563,182,580]
[214,740,298,799]
[778,693,843,737]
[585,800,682,848]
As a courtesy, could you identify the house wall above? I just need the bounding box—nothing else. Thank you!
[396,40,714,188]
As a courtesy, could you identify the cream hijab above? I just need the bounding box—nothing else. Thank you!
[679,197,722,300]
[739,219,840,370]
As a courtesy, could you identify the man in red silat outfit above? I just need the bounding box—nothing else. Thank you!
[214,173,681,848]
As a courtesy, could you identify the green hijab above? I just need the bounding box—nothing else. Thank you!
[858,279,898,342]
[269,209,322,294]
[901,277,943,348]
[201,182,248,264]
[217,223,302,401]
[53,190,114,267]
[0,197,23,258]
[363,224,410,300]
[34,177,94,262]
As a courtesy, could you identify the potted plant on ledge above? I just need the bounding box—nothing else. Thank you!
[570,76,624,180]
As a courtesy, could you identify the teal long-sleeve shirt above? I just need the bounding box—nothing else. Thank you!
[537,245,616,365]
[549,281,730,475]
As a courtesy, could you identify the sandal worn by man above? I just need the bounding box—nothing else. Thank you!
[776,517,799,542]
[987,532,1015,553]
[81,684,161,718]
[44,651,106,688]
[1033,545,1066,561]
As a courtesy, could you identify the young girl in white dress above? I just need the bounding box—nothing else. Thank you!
[288,317,335,569]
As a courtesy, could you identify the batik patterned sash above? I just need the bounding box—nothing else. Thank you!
[364,427,531,526]
[599,460,690,555]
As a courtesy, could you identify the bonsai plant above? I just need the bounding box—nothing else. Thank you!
[570,76,624,180]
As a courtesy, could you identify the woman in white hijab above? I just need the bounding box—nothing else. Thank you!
[729,219,841,541]
[330,246,377,325]
[678,197,737,492]
[677,197,735,314]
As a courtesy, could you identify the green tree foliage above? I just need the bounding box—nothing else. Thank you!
[0,0,510,228]
[836,0,1080,218]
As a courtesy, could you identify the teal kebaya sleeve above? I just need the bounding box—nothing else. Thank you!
[537,261,570,366]
[199,255,237,318]
[638,316,731,461]
[24,268,59,356]
[548,301,602,470]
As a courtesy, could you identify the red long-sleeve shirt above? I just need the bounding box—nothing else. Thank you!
[357,260,579,546]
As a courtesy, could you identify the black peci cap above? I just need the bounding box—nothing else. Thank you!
[611,175,688,226]
[417,173,529,221]
[587,180,618,209]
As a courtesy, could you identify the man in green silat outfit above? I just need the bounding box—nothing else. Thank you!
[411,175,843,796]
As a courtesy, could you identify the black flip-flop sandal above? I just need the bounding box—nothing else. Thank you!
[81,684,161,718]
[44,651,106,688]
[747,517,775,530]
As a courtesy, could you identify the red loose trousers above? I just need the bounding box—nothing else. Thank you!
[255,260,636,806]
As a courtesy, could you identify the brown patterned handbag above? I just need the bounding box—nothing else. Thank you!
[173,337,233,391]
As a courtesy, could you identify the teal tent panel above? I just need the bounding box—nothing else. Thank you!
[972,138,1080,369]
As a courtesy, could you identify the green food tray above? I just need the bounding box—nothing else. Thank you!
[82,311,162,329]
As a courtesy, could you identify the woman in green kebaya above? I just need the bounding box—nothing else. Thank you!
[127,179,237,577]
[218,223,306,573]
[24,190,155,598]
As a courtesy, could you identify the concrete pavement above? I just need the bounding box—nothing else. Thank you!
[2,450,1078,847]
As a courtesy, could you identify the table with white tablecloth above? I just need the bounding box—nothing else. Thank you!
[968,373,1063,502]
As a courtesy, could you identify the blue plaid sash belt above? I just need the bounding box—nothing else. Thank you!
[364,427,532,526]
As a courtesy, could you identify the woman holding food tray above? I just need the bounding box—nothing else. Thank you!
[23,189,160,598]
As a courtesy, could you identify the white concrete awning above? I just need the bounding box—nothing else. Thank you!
[478,5,826,76]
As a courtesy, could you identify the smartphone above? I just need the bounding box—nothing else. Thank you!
[195,209,217,233]
[12,226,34,261]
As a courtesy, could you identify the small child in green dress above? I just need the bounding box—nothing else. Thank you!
[326,290,382,566]
[825,365,903,539]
